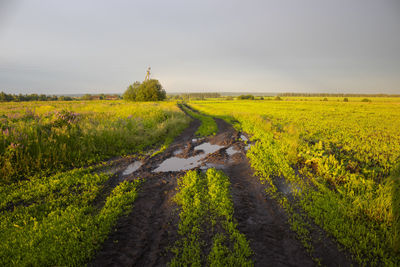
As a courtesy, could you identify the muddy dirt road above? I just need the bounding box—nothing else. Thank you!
[90,113,353,266]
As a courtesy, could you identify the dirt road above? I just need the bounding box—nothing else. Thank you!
[90,112,353,266]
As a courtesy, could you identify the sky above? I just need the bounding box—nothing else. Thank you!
[0,0,399,95]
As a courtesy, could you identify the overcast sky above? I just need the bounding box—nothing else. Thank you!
[0,0,399,94]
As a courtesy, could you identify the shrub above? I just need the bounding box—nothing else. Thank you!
[123,79,166,102]
[343,97,349,102]
[361,98,371,102]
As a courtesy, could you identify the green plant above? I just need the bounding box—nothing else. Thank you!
[180,104,217,137]
[0,166,142,266]
[170,169,253,266]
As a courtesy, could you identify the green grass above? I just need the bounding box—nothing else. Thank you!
[188,99,400,265]
[0,100,190,184]
[170,169,253,266]
[0,100,192,265]
[179,103,217,137]
[0,165,142,266]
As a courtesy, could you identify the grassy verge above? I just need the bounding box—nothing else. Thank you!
[170,169,253,266]
[179,103,217,137]
[0,166,142,266]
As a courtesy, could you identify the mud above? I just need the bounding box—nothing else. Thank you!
[90,110,354,266]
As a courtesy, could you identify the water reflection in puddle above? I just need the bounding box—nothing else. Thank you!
[173,149,183,155]
[153,142,224,172]
[153,154,204,172]
[194,142,224,154]
[123,161,143,176]
[226,146,239,156]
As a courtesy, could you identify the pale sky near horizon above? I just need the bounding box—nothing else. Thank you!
[0,0,399,94]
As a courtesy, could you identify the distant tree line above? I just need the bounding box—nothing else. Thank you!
[0,91,121,102]
[0,92,72,102]
[170,93,221,100]
[81,94,121,100]
[278,93,400,97]
[237,94,255,100]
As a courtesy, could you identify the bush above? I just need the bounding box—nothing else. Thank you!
[323,98,328,101]
[123,79,166,102]
[343,97,349,102]
[275,96,282,101]
[361,98,371,102]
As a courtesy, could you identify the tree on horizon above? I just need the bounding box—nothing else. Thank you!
[123,79,166,102]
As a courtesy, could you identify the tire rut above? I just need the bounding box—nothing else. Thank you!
[209,117,354,267]
[90,109,354,267]
[90,118,200,267]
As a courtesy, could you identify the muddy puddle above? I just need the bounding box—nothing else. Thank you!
[194,142,223,154]
[226,146,240,156]
[173,148,183,156]
[122,161,143,176]
[153,142,224,172]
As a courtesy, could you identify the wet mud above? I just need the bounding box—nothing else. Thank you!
[90,110,354,266]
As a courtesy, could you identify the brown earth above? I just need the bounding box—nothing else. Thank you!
[90,111,354,266]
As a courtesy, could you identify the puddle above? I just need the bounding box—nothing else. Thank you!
[240,134,248,142]
[194,142,224,154]
[192,138,198,142]
[226,146,240,156]
[153,154,204,172]
[122,161,143,176]
[153,142,224,172]
[173,149,183,155]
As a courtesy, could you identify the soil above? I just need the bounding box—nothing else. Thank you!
[90,112,355,266]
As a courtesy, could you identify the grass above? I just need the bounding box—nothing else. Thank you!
[0,165,142,266]
[179,103,217,137]
[170,169,253,266]
[0,100,190,184]
[189,98,400,265]
[0,100,192,265]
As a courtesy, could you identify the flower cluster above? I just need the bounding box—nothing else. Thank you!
[53,110,81,126]
[2,128,9,136]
